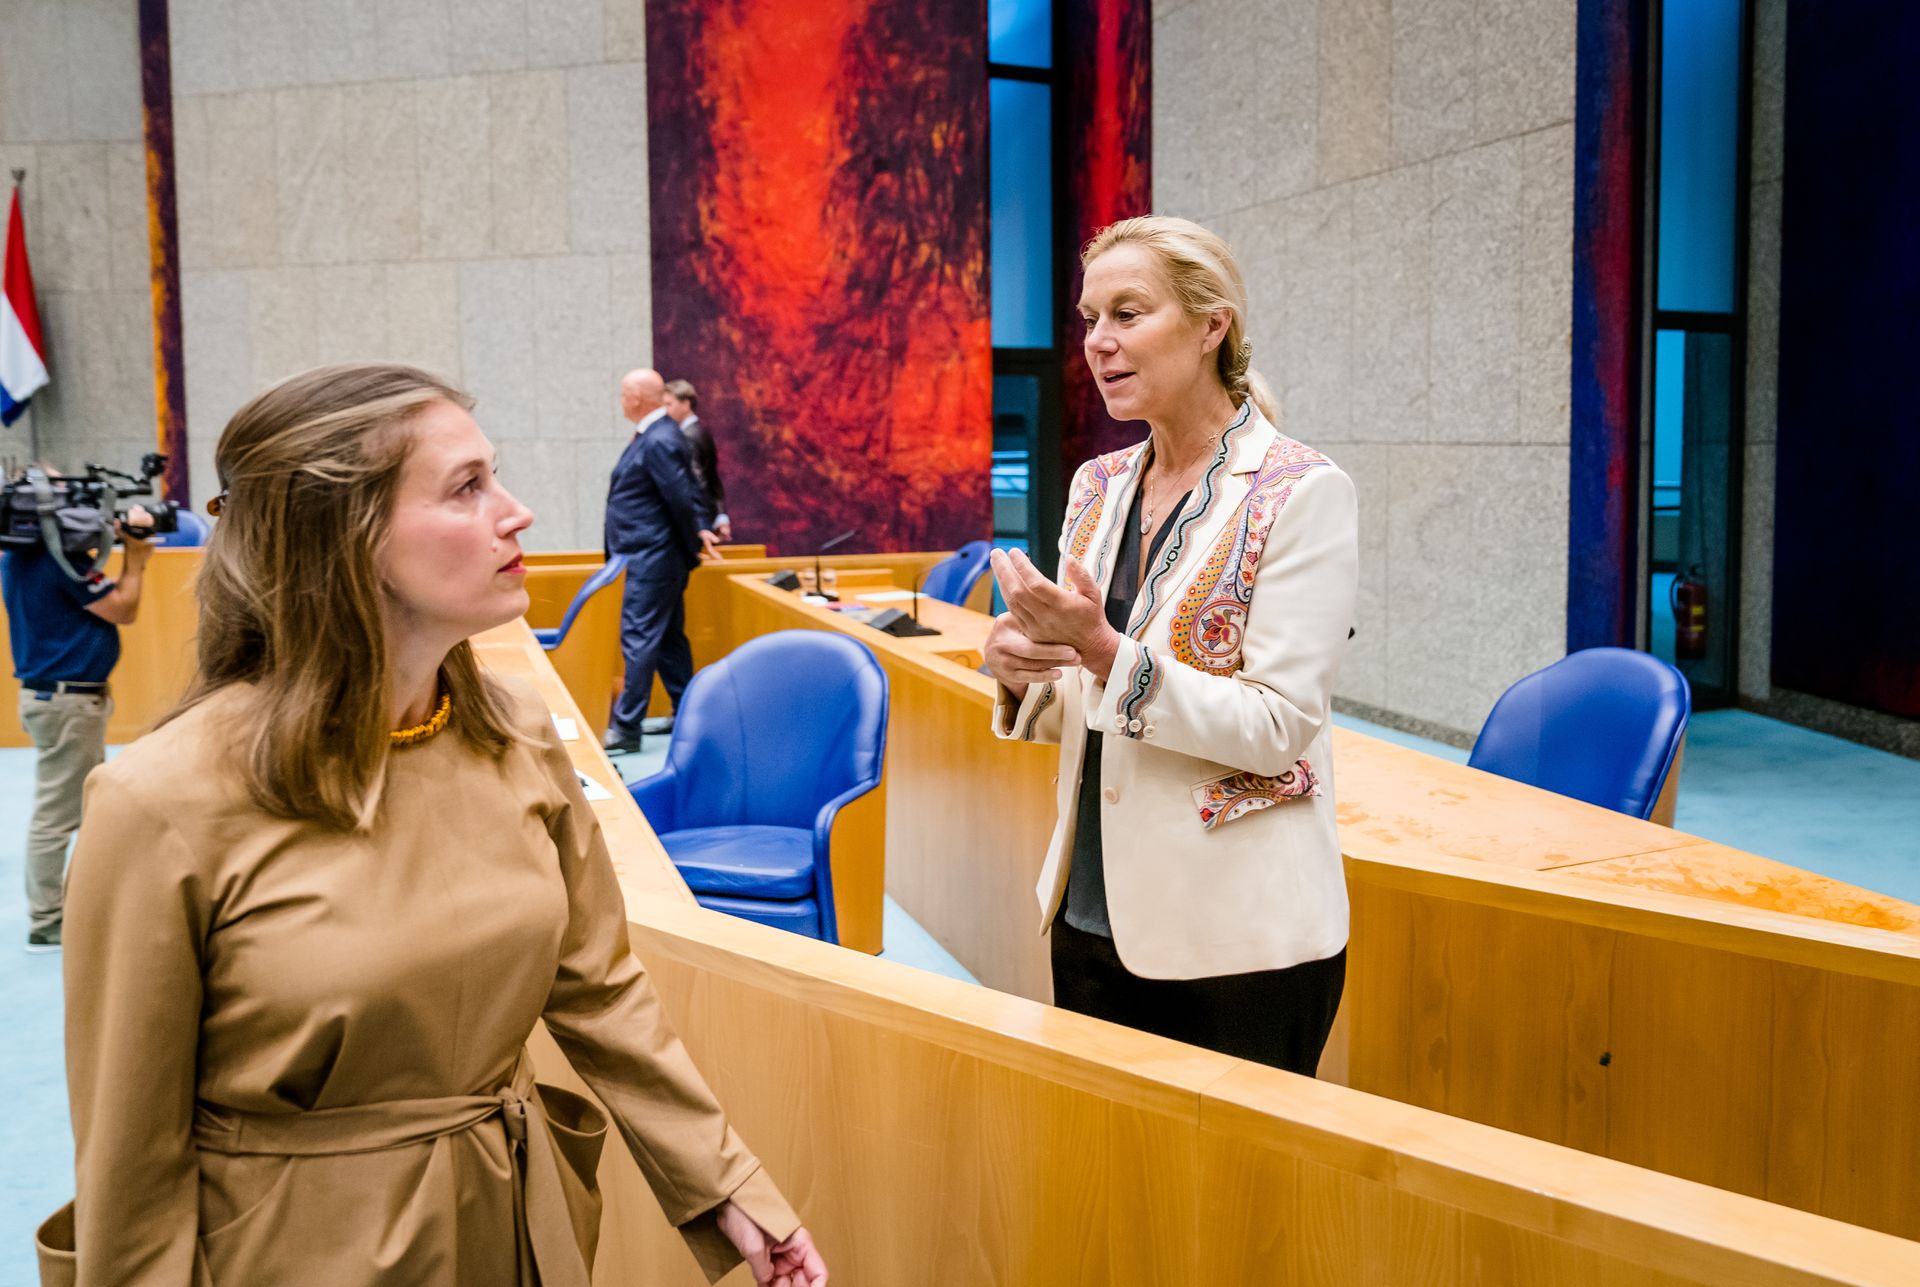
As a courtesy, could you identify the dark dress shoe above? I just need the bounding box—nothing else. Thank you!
[602,727,642,755]
[640,716,675,736]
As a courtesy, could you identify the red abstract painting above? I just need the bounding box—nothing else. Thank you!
[1058,0,1152,474]
[647,0,991,555]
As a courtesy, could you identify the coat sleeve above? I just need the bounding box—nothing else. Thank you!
[63,771,208,1286]
[695,426,727,523]
[991,679,1065,744]
[1083,465,1359,776]
[533,722,800,1282]
[642,428,714,547]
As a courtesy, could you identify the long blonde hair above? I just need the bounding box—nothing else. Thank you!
[1081,216,1277,423]
[169,363,521,830]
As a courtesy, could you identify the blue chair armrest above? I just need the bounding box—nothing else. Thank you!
[811,777,881,946]
[811,779,880,861]
[627,768,679,834]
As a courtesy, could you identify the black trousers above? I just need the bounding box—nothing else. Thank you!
[611,557,695,735]
[1049,915,1346,1076]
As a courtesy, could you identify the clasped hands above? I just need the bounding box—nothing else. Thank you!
[985,547,1122,696]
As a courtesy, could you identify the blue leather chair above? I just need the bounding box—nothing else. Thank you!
[532,555,628,651]
[628,630,888,942]
[150,510,209,547]
[920,539,992,606]
[1468,646,1691,820]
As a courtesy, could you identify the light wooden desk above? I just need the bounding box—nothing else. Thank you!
[717,574,1920,1244]
[836,586,995,669]
[472,618,1920,1287]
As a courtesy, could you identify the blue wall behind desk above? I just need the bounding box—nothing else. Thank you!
[1772,1,1920,718]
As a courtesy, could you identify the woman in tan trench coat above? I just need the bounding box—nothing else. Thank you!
[36,364,829,1287]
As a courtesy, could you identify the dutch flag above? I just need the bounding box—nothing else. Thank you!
[2,184,50,428]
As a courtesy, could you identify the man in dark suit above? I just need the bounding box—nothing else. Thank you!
[604,367,718,753]
[664,379,729,541]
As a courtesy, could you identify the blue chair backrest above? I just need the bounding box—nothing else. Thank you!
[920,540,992,606]
[552,555,629,646]
[1468,646,1691,820]
[663,630,888,830]
[150,510,209,548]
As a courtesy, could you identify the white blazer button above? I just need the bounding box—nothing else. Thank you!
[1127,718,1143,733]
[1116,716,1128,731]
[1144,725,1156,738]
[1102,786,1118,804]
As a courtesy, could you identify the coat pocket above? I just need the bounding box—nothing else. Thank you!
[538,1083,610,1272]
[35,1201,75,1287]
[1190,762,1320,831]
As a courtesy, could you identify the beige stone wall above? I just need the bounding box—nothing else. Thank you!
[0,0,158,476]
[169,0,653,550]
[1740,0,1784,702]
[1154,0,1578,740]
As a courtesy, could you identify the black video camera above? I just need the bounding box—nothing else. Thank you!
[2,453,179,582]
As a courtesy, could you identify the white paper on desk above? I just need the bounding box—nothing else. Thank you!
[551,715,580,741]
[858,590,924,603]
[574,770,613,801]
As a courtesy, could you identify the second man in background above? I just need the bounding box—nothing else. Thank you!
[603,368,720,754]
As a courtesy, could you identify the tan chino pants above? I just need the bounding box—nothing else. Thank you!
[17,689,110,935]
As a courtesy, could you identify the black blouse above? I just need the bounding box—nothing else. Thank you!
[1063,482,1190,938]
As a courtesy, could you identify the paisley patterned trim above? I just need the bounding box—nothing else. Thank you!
[1115,644,1165,737]
[1018,682,1057,742]
[1063,443,1146,568]
[1169,434,1332,674]
[1191,761,1321,830]
[1126,404,1252,640]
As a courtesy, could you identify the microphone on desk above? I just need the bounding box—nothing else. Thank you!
[811,528,859,602]
[869,561,941,637]
[767,527,859,595]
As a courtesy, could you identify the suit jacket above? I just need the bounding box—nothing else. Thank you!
[992,404,1359,980]
[678,415,726,527]
[604,414,710,571]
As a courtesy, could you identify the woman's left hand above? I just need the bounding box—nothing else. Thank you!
[715,1201,829,1287]
[990,548,1121,681]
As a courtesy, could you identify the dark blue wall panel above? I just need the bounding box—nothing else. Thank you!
[1772,1,1920,717]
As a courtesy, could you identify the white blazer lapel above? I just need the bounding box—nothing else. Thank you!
[1124,403,1268,641]
[1078,445,1148,599]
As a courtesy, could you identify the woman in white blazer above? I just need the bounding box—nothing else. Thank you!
[986,216,1359,1075]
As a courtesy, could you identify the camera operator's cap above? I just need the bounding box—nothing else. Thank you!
[206,491,228,516]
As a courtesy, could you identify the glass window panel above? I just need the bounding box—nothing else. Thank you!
[989,0,1051,69]
[990,537,1031,613]
[1657,0,1742,313]
[1652,328,1687,519]
[1647,329,1735,686]
[990,79,1053,348]
[992,374,1039,541]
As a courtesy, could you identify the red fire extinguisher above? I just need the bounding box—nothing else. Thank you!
[1670,567,1708,660]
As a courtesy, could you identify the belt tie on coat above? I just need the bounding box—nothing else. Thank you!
[190,1050,605,1287]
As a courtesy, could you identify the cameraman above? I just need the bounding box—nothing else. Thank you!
[3,502,154,953]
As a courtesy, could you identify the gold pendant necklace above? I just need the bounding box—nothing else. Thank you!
[1141,435,1219,536]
